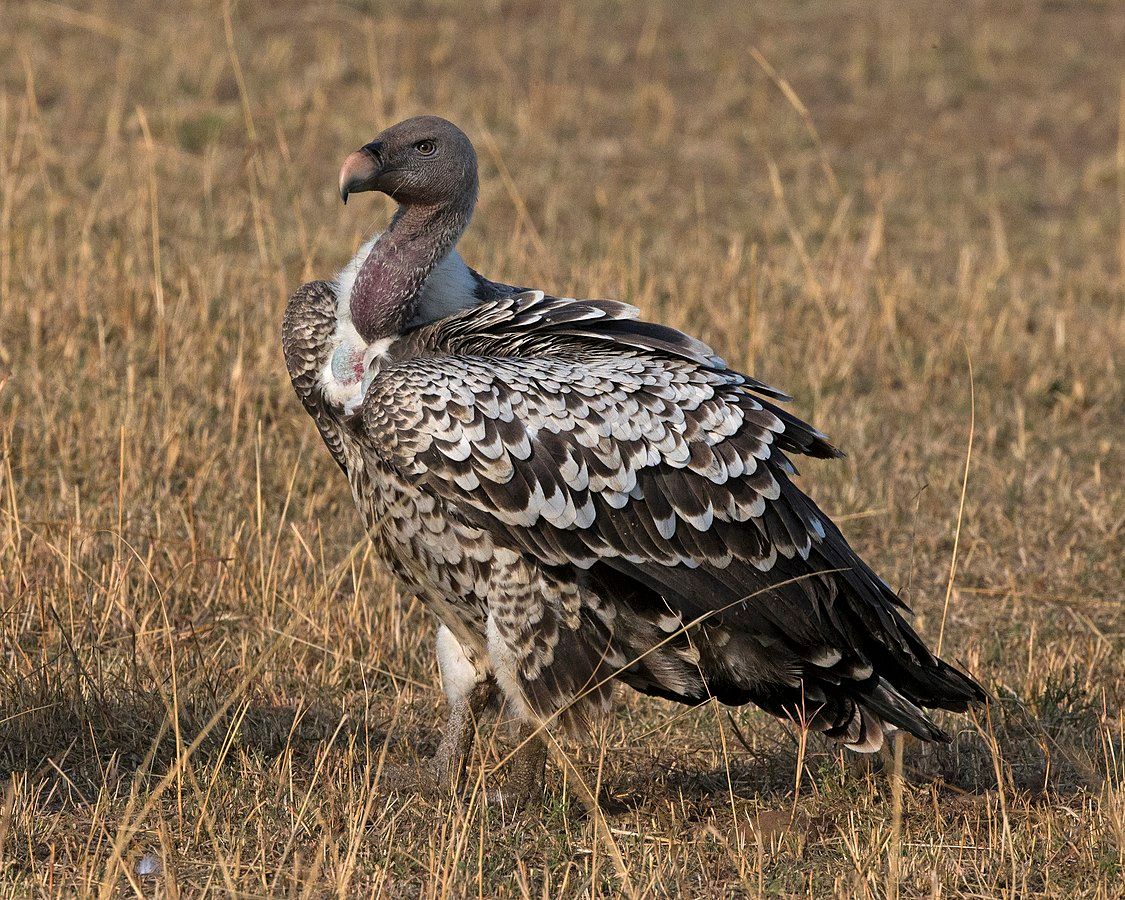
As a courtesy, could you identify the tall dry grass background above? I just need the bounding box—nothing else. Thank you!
[0,0,1122,896]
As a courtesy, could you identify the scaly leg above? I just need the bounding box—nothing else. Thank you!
[431,679,497,792]
[488,720,548,809]
[431,625,496,794]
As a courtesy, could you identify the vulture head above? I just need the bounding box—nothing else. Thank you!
[339,115,478,208]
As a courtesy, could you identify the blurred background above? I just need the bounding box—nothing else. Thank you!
[0,1,1121,896]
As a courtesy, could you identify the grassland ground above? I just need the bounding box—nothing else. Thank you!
[0,0,1122,896]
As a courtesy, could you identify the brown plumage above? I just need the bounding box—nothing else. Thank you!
[282,116,984,802]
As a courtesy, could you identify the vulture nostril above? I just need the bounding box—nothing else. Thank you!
[362,141,384,163]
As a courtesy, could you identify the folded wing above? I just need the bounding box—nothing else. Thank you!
[362,291,984,746]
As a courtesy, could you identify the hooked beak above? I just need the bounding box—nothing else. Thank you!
[338,143,383,204]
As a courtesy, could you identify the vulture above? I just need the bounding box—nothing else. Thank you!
[282,116,984,803]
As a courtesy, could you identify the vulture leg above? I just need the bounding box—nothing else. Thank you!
[431,625,497,793]
[488,721,548,810]
[431,679,497,792]
[487,723,627,813]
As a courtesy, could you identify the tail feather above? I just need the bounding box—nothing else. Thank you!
[746,664,980,753]
[841,705,893,754]
[852,679,949,743]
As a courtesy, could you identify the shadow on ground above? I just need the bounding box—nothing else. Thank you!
[2,675,1110,816]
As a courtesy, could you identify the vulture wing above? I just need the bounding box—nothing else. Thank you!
[361,291,984,745]
[281,280,353,474]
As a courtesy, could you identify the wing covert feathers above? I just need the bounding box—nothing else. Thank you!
[295,287,983,750]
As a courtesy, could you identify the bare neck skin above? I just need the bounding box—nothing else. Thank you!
[349,193,475,342]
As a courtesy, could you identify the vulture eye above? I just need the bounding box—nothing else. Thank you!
[415,140,436,156]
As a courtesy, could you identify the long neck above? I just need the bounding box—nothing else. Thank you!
[350,194,473,342]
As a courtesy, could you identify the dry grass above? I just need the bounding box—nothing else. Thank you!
[1,0,1122,896]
